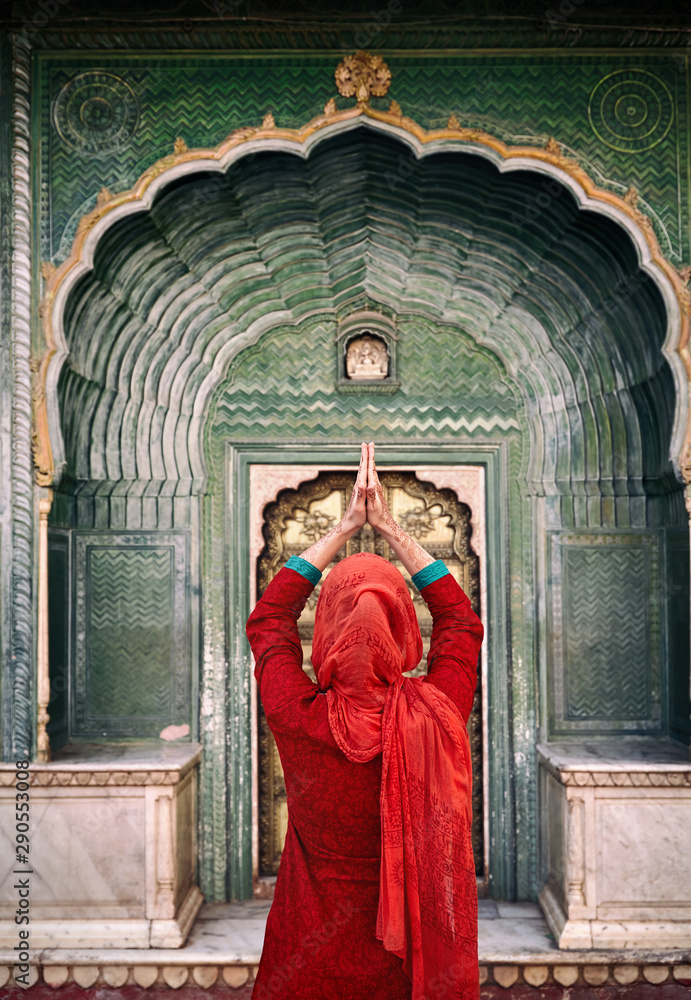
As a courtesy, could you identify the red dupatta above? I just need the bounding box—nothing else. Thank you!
[312,553,479,1000]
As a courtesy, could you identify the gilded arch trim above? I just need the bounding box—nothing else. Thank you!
[35,100,691,487]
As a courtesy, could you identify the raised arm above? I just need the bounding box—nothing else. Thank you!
[418,572,483,723]
[246,443,369,722]
[365,442,483,721]
[246,567,317,718]
[363,442,435,577]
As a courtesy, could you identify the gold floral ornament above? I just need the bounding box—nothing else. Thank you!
[335,51,391,105]
[295,508,336,543]
[399,507,437,540]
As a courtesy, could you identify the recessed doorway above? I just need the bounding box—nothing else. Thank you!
[252,466,487,892]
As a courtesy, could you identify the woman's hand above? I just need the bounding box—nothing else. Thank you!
[365,442,435,577]
[341,441,368,533]
[364,441,391,532]
[297,443,368,572]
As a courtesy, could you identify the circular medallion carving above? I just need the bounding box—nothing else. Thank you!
[53,72,139,155]
[588,69,673,153]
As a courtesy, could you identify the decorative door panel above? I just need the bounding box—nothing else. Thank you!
[257,472,482,877]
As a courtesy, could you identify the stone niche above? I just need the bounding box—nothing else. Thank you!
[0,744,203,949]
[538,740,691,949]
[335,310,399,392]
[345,333,389,380]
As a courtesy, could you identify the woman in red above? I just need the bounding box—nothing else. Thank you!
[246,443,484,1000]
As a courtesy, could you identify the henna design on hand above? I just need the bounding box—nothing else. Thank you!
[342,484,366,528]
[298,445,368,567]
[368,450,433,573]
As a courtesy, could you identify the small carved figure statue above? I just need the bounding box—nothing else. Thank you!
[345,334,388,380]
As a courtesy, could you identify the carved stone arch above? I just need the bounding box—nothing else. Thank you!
[33,104,690,506]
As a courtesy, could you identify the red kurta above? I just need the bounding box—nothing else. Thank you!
[246,566,483,1000]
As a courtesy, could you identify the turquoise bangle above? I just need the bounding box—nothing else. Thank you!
[285,555,322,587]
[411,560,449,591]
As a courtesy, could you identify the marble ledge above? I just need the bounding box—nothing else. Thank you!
[0,933,265,968]
[8,946,691,967]
[537,739,691,785]
[0,743,202,785]
[4,904,690,967]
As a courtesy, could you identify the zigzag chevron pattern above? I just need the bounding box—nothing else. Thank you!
[87,548,173,720]
[212,317,519,440]
[57,126,673,507]
[45,65,331,262]
[563,546,650,720]
[43,58,686,263]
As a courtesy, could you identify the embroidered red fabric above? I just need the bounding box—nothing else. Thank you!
[246,555,483,1000]
[313,554,481,1000]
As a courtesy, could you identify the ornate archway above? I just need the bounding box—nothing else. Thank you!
[34,100,689,490]
[31,66,690,903]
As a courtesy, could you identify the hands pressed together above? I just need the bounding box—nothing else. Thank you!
[297,442,435,577]
[341,442,390,534]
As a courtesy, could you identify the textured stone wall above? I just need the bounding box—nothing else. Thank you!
[0,31,13,760]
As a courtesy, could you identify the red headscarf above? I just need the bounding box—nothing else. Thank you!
[312,552,479,1000]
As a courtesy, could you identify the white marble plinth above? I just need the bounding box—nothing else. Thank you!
[538,740,691,950]
[0,743,203,948]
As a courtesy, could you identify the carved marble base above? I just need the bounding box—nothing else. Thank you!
[538,741,691,950]
[0,744,203,949]
[150,885,204,948]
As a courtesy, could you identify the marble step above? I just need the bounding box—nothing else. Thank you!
[1,901,689,991]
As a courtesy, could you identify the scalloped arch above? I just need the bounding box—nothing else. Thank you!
[36,104,691,496]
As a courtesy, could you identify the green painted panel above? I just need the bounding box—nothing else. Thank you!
[548,531,662,737]
[565,546,650,720]
[88,549,172,717]
[71,531,191,739]
[47,532,69,753]
[37,53,689,269]
[667,527,691,743]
